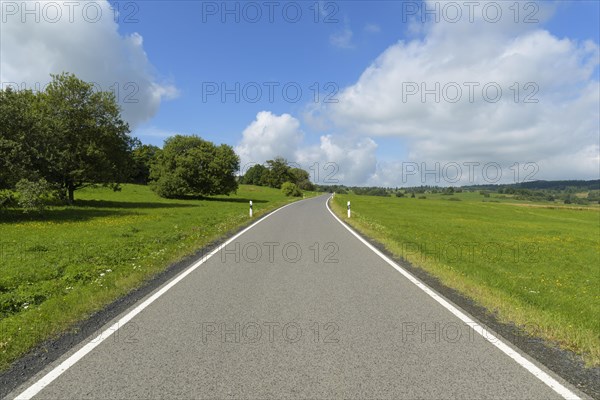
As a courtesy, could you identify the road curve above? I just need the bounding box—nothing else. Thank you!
[9,194,582,399]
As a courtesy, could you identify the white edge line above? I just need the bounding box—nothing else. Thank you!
[325,195,581,400]
[14,199,304,400]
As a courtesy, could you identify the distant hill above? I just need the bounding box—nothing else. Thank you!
[515,180,600,190]
[317,180,600,193]
[462,180,599,191]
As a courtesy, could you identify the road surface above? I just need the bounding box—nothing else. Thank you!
[10,195,582,399]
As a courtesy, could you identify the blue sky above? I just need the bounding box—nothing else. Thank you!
[118,0,599,148]
[120,1,415,145]
[2,0,599,185]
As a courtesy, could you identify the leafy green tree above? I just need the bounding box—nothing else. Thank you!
[289,168,309,184]
[263,157,293,189]
[289,167,314,191]
[131,144,161,184]
[241,164,268,185]
[150,135,239,198]
[0,87,45,188]
[39,73,135,203]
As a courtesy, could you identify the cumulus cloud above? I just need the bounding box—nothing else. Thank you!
[235,111,304,171]
[235,112,378,185]
[295,135,378,185]
[319,0,600,184]
[0,0,178,129]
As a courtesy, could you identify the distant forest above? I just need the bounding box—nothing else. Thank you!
[314,180,600,205]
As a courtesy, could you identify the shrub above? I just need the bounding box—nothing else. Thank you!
[395,192,405,197]
[418,195,427,199]
[298,180,315,191]
[573,197,589,205]
[151,173,188,199]
[0,190,16,209]
[281,182,302,197]
[15,178,51,213]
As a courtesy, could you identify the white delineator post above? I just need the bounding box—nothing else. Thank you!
[347,201,351,218]
[249,200,253,217]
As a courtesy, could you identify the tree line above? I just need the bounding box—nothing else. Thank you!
[0,74,238,210]
[1,73,314,212]
[240,157,315,193]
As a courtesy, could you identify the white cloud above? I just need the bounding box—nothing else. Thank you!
[295,135,378,185]
[330,27,354,49]
[236,112,378,185]
[0,0,178,129]
[235,111,304,171]
[364,23,381,34]
[318,0,600,185]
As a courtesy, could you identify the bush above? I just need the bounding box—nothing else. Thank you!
[15,178,51,213]
[418,195,427,199]
[395,192,405,197]
[0,190,16,209]
[298,180,315,191]
[151,173,188,199]
[573,197,589,205]
[281,182,302,197]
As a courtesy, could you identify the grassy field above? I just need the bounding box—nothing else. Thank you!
[331,191,600,365]
[0,184,306,371]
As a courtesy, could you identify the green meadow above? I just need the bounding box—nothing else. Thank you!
[0,184,304,371]
[331,192,600,365]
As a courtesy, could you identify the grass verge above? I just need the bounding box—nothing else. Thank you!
[0,184,308,371]
[331,192,600,366]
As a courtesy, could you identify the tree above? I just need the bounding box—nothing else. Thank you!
[39,73,135,203]
[0,87,44,189]
[263,157,293,189]
[442,187,455,195]
[131,144,161,184]
[241,164,268,185]
[150,135,239,198]
[289,167,314,191]
[238,157,313,190]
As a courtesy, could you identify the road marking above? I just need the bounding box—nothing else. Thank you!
[325,196,581,400]
[14,199,305,400]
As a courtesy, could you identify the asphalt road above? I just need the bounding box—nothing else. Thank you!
[9,195,584,399]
